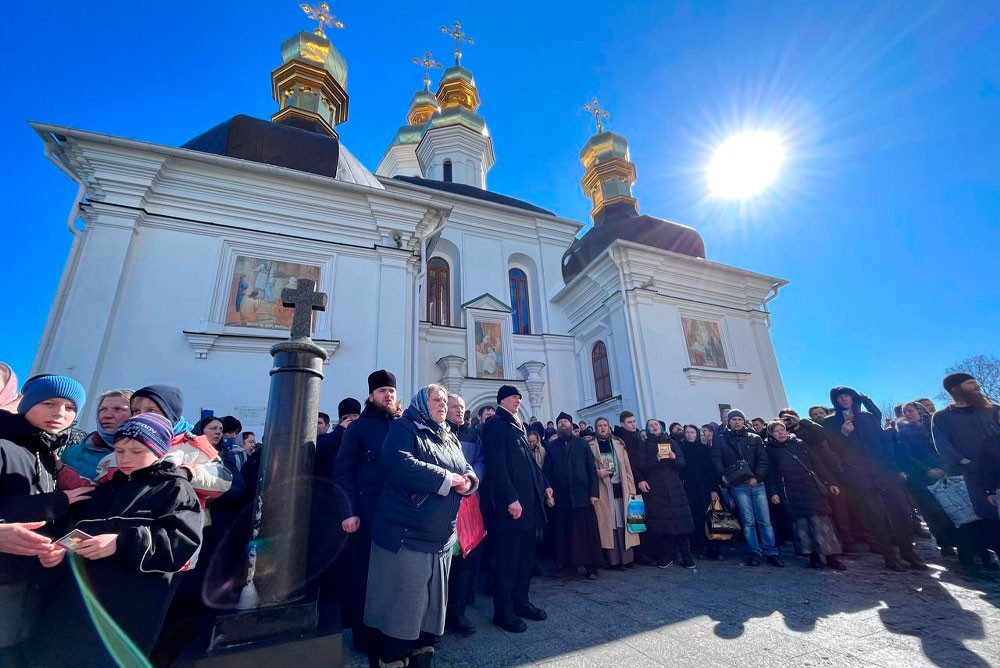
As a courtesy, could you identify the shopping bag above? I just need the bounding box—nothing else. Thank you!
[456,493,487,558]
[705,499,740,539]
[927,476,980,528]
[626,495,647,534]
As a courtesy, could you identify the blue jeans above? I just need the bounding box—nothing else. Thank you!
[731,483,778,556]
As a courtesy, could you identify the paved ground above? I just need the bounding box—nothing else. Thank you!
[342,540,1000,668]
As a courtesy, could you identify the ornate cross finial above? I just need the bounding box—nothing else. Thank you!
[440,21,473,66]
[412,52,443,92]
[281,278,328,339]
[584,98,610,134]
[300,2,344,38]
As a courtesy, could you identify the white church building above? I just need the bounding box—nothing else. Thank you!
[29,19,788,433]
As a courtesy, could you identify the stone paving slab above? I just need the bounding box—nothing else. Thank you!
[343,541,1000,667]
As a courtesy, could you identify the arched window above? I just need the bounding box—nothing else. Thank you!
[427,257,450,326]
[508,268,530,334]
[442,159,453,183]
[592,341,612,402]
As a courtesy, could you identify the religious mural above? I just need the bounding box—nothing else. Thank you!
[226,256,320,331]
[474,321,504,379]
[681,317,728,369]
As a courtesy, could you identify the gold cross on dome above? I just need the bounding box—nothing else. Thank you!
[300,2,344,38]
[412,52,443,91]
[440,21,473,66]
[584,98,610,134]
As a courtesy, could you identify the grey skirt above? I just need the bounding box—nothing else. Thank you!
[791,515,842,556]
[364,542,452,641]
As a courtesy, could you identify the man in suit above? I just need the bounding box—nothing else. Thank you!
[482,385,552,633]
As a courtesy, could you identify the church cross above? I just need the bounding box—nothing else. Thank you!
[440,21,473,66]
[281,278,328,339]
[584,98,610,134]
[300,2,344,38]
[412,52,443,92]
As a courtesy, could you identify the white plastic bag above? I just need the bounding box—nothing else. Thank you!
[927,476,980,528]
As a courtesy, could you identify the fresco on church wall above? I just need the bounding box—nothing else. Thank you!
[474,321,505,379]
[225,256,321,331]
[682,318,728,369]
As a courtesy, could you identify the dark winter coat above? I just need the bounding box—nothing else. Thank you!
[544,434,599,509]
[71,459,204,651]
[894,421,943,487]
[640,435,695,535]
[481,407,547,534]
[612,426,648,485]
[711,427,770,484]
[316,423,347,482]
[764,435,836,521]
[679,439,719,509]
[371,406,477,554]
[931,403,1000,516]
[822,386,898,490]
[789,418,844,478]
[0,411,72,585]
[334,403,396,522]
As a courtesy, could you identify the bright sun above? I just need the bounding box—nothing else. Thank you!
[707,131,785,200]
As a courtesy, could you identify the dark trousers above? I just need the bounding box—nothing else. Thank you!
[850,486,915,558]
[827,487,854,548]
[448,543,483,613]
[646,530,691,564]
[492,529,536,620]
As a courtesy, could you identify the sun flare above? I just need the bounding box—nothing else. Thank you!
[707,131,785,200]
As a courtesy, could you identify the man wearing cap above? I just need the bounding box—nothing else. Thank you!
[822,386,925,571]
[315,397,362,483]
[482,385,551,633]
[334,370,399,659]
[933,373,1000,520]
[544,412,603,579]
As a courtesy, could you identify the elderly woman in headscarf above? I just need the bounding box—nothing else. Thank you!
[365,384,478,668]
[0,363,20,413]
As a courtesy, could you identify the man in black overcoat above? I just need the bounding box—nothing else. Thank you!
[482,385,551,633]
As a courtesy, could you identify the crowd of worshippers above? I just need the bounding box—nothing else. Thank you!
[1,361,999,668]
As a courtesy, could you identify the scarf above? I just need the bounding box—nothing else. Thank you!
[0,364,18,408]
[897,402,932,440]
[96,427,117,447]
[409,388,448,438]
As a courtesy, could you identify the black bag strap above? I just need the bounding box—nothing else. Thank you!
[786,448,825,486]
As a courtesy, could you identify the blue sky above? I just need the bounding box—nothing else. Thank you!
[3,1,999,414]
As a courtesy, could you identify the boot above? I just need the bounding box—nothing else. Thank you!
[884,556,906,572]
[808,553,823,569]
[408,647,434,668]
[445,608,476,637]
[900,549,928,570]
[826,555,847,571]
[679,538,696,569]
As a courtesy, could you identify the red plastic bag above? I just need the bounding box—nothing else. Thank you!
[456,493,486,558]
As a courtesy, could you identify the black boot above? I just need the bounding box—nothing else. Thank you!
[826,555,847,571]
[679,538,696,569]
[409,646,434,668]
[445,608,476,637]
[808,553,823,569]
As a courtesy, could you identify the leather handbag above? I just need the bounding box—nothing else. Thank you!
[722,459,753,487]
[705,499,740,538]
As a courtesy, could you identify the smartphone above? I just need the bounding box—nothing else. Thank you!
[841,409,853,422]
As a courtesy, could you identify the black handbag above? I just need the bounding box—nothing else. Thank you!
[722,459,753,487]
[706,501,741,535]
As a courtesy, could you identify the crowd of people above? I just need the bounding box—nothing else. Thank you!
[1,358,999,668]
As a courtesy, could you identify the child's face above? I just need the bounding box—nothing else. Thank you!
[114,438,160,475]
[24,398,78,434]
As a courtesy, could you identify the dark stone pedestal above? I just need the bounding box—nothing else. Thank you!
[171,602,342,668]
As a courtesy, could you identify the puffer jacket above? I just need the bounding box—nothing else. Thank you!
[370,406,477,554]
[765,435,836,520]
[711,427,770,484]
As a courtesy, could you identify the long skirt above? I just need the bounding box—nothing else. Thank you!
[791,515,842,556]
[604,495,634,566]
[552,506,603,569]
[364,542,452,641]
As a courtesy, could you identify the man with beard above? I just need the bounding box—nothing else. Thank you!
[823,386,926,572]
[544,412,602,579]
[334,370,399,664]
[445,393,486,636]
[932,373,1000,522]
[809,406,830,422]
[668,422,685,444]
[483,385,551,633]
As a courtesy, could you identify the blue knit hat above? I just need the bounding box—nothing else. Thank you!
[18,375,86,416]
[114,413,173,458]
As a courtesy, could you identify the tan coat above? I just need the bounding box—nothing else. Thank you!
[590,436,640,550]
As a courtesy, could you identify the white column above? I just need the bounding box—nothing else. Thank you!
[375,249,413,396]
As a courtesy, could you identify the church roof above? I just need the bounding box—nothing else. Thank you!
[392,175,554,216]
[561,202,706,283]
[182,114,383,189]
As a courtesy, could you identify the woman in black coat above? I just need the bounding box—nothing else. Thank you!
[764,421,845,570]
[641,420,695,569]
[679,424,722,560]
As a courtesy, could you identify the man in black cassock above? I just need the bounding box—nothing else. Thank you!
[543,412,603,579]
